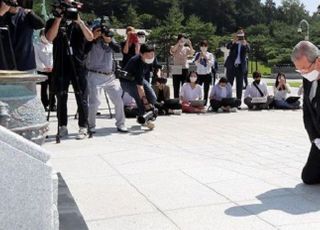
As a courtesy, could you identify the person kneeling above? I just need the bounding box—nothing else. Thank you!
[273,73,300,110]
[152,77,182,115]
[180,71,206,113]
[121,44,158,127]
[209,77,240,112]
[244,71,273,110]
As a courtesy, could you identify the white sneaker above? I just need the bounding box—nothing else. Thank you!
[117,125,129,133]
[217,108,224,113]
[230,107,237,112]
[76,127,87,140]
[59,126,68,137]
[173,109,182,115]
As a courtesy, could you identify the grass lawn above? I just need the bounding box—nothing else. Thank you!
[248,61,271,75]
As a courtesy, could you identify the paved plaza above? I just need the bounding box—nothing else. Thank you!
[43,85,320,230]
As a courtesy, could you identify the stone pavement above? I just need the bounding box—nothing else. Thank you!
[42,85,320,230]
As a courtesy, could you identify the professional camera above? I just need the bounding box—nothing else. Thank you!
[0,0,18,7]
[52,0,83,21]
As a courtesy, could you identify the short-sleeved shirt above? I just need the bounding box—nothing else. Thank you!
[180,83,203,101]
[171,46,193,69]
[123,55,148,85]
[45,19,87,77]
[121,41,136,68]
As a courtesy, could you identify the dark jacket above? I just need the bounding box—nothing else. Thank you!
[303,78,320,142]
[224,41,250,74]
[123,55,147,85]
[1,8,44,70]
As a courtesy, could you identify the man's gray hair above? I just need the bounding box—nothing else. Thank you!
[291,41,320,63]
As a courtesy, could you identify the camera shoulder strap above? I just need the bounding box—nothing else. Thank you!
[253,82,264,97]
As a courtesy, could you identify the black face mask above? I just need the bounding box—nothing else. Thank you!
[254,80,261,84]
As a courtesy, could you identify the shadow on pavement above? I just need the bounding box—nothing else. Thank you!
[225,183,320,217]
[57,173,89,230]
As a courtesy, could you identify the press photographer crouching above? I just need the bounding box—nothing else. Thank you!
[0,0,44,70]
[121,44,158,129]
[45,0,93,140]
[86,24,128,134]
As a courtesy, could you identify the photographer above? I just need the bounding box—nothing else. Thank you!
[0,0,44,71]
[86,25,128,133]
[45,0,93,140]
[121,44,157,127]
[121,26,140,68]
[225,28,250,106]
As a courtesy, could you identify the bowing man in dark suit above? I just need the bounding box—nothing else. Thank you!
[292,41,320,185]
[225,28,250,105]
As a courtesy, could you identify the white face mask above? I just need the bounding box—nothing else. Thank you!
[200,47,207,53]
[138,37,146,44]
[144,57,155,64]
[190,77,197,83]
[302,70,320,82]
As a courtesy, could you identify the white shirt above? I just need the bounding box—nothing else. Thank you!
[180,83,203,101]
[34,41,53,72]
[193,52,215,75]
[244,81,269,98]
[273,84,291,100]
[235,43,241,65]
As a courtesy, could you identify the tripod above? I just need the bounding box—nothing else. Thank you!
[52,22,89,143]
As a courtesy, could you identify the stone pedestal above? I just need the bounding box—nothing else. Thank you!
[0,126,58,230]
[0,70,49,145]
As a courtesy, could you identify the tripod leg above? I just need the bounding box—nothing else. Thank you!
[104,89,113,119]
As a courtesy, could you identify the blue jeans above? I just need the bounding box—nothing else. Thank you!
[274,99,300,109]
[120,79,157,116]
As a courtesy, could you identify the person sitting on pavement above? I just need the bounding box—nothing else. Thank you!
[152,76,182,115]
[209,77,240,113]
[122,91,139,118]
[180,71,205,113]
[86,25,128,133]
[244,71,274,110]
[273,73,300,110]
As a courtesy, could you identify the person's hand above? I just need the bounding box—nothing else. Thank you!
[232,34,238,43]
[0,2,10,16]
[314,138,320,150]
[186,39,191,46]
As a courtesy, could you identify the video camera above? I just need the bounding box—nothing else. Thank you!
[0,0,18,7]
[52,0,83,21]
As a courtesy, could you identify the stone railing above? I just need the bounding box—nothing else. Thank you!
[0,125,58,230]
[271,64,301,79]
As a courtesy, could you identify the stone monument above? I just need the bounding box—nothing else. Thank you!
[0,70,49,145]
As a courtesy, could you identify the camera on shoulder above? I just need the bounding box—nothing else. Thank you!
[52,0,83,21]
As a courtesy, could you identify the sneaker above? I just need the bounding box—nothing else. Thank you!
[117,125,128,133]
[217,108,224,113]
[59,126,68,137]
[173,109,182,115]
[230,107,237,112]
[76,127,87,140]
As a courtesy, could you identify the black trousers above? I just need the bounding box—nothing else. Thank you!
[197,74,211,104]
[155,99,182,115]
[38,71,56,109]
[55,73,88,128]
[302,144,320,185]
[226,65,244,101]
[210,98,241,111]
[172,68,188,98]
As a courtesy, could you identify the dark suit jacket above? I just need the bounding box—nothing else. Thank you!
[303,78,320,141]
[224,41,250,73]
